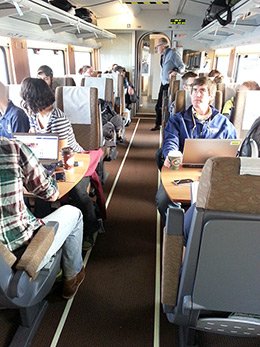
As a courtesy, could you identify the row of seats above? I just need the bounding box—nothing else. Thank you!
[166,76,260,141]
[162,156,260,345]
[162,74,260,344]
[7,71,129,178]
[0,74,127,344]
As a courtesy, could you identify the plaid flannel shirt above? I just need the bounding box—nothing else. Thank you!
[0,137,58,251]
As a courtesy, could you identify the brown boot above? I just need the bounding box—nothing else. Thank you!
[62,266,85,299]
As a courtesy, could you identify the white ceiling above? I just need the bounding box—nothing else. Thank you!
[71,0,212,20]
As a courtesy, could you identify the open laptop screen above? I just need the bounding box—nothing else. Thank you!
[13,133,59,164]
[182,138,241,168]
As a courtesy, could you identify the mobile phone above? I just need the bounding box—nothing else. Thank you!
[173,178,193,185]
[54,172,66,182]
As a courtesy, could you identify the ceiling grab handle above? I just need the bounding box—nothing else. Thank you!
[233,15,240,27]
[42,13,52,27]
[13,0,23,16]
[76,21,81,34]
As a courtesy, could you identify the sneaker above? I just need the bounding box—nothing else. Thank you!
[55,269,63,283]
[150,125,160,131]
[62,266,85,299]
[82,234,95,251]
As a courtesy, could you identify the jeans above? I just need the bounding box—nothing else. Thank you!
[38,205,84,279]
[155,182,180,221]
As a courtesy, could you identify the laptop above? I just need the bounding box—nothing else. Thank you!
[182,138,242,168]
[13,133,59,174]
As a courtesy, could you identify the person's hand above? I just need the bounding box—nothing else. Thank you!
[169,71,178,77]
[49,190,59,202]
[164,156,171,168]
[128,86,134,95]
[29,127,36,134]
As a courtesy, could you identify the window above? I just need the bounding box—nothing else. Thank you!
[235,54,260,84]
[74,51,92,74]
[27,48,65,77]
[0,47,9,84]
[216,56,229,77]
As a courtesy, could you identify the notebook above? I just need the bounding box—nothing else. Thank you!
[182,139,242,168]
[13,133,59,170]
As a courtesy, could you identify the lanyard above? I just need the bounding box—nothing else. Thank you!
[191,112,212,138]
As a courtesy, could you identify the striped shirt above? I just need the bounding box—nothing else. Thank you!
[0,137,58,251]
[30,107,84,153]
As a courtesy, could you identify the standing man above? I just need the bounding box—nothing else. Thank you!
[150,37,185,131]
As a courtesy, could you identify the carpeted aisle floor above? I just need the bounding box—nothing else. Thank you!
[1,117,260,347]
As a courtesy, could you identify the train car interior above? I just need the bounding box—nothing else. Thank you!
[0,0,260,346]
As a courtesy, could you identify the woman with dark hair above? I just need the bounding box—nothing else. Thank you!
[21,77,100,250]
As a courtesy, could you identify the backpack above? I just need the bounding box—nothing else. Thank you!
[239,117,260,157]
[75,8,97,25]
[202,0,232,27]
[49,0,75,12]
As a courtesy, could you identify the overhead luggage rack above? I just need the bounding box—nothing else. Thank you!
[0,0,116,46]
[192,0,260,48]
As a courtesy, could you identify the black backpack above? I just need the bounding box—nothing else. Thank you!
[239,117,260,157]
[202,0,232,27]
[50,0,74,12]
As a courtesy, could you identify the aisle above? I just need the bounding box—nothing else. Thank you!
[46,118,157,346]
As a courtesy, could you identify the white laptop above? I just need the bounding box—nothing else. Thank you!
[13,133,59,166]
[182,138,242,168]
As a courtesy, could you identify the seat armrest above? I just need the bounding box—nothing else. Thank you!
[0,242,17,267]
[16,222,58,279]
[161,208,184,306]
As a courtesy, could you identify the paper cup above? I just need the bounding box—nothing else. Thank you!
[168,150,182,170]
[61,147,75,171]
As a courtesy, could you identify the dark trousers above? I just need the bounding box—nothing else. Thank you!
[33,177,99,237]
[69,176,99,237]
[155,83,169,127]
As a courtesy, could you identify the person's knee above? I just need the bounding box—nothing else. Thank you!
[59,205,83,223]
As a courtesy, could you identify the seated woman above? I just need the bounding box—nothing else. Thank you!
[20,77,101,250]
[78,65,94,77]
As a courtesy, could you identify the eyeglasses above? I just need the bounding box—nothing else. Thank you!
[191,87,208,95]
[155,43,163,49]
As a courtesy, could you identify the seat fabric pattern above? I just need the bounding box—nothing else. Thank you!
[197,157,260,214]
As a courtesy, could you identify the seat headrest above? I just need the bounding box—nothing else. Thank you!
[8,84,22,108]
[84,77,109,100]
[196,157,260,214]
[103,73,118,95]
[62,86,91,124]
